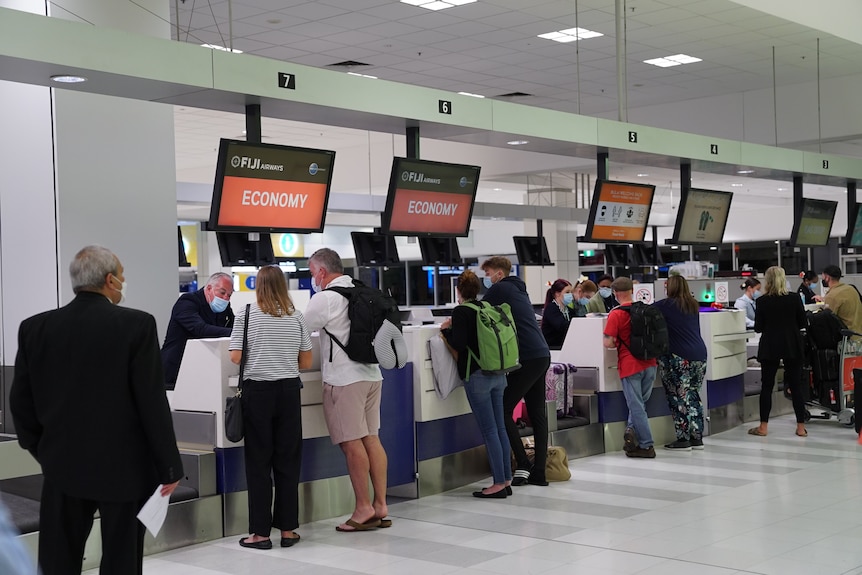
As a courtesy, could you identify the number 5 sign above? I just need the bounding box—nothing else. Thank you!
[635,283,654,304]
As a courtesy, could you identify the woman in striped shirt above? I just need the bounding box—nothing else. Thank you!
[229,266,312,550]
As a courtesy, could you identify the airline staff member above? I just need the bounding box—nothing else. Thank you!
[161,272,235,389]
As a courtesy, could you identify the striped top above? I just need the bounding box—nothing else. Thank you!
[229,303,312,382]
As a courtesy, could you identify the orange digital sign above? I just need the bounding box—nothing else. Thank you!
[584,180,655,243]
[217,177,328,230]
[388,188,474,235]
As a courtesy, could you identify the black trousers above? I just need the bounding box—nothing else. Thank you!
[38,477,147,575]
[242,378,303,536]
[760,358,806,423]
[503,356,551,480]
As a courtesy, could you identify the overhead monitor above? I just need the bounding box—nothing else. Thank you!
[604,244,630,267]
[849,203,862,248]
[583,180,656,243]
[789,197,838,247]
[671,188,733,245]
[208,138,335,233]
[381,157,480,237]
[632,244,660,266]
[418,237,462,266]
[351,231,400,266]
[178,227,191,267]
[512,236,553,266]
[215,232,276,267]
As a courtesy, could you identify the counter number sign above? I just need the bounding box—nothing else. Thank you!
[278,72,296,90]
[628,131,638,143]
[823,160,829,169]
[439,100,452,115]
[710,144,719,155]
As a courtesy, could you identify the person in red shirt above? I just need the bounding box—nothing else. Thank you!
[603,277,658,458]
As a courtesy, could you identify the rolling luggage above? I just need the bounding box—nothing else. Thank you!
[545,362,578,417]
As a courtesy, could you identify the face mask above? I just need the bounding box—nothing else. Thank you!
[111,276,127,304]
[483,277,493,290]
[311,274,322,293]
[562,293,574,306]
[579,297,591,306]
[822,278,829,288]
[599,287,612,299]
[753,290,761,299]
[210,296,229,313]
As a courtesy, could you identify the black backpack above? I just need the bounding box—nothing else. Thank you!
[324,279,403,365]
[617,302,669,360]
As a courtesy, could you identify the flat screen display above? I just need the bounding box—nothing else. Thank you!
[849,203,862,247]
[208,138,335,233]
[381,158,480,237]
[178,227,190,267]
[215,232,276,267]
[583,180,656,243]
[351,232,400,266]
[790,197,838,247]
[418,237,462,265]
[671,188,733,245]
[513,236,553,266]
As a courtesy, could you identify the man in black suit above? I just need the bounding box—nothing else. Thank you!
[161,272,234,389]
[10,245,183,575]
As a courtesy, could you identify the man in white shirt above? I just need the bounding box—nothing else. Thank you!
[303,248,391,532]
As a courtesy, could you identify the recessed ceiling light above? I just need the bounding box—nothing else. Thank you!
[538,27,603,43]
[710,246,718,250]
[731,183,744,187]
[201,43,243,53]
[493,188,502,191]
[737,169,754,174]
[347,72,378,79]
[458,92,485,98]
[637,173,649,177]
[507,140,529,145]
[644,53,701,68]
[401,0,476,10]
[777,187,787,191]
[50,75,87,83]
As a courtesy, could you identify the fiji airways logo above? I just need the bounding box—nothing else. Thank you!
[401,171,441,185]
[230,155,284,172]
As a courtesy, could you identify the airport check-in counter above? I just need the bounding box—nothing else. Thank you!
[698,309,752,432]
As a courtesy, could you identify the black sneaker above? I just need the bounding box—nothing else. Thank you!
[625,446,656,458]
[690,438,704,450]
[511,469,530,486]
[623,427,637,452]
[664,439,692,451]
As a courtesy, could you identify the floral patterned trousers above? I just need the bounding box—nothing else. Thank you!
[657,353,706,441]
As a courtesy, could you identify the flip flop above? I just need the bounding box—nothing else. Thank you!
[747,427,767,436]
[336,518,381,532]
[365,517,392,528]
[796,429,808,437]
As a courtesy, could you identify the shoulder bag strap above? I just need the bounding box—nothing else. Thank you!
[238,303,251,389]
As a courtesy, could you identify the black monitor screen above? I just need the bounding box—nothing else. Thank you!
[178,227,191,267]
[215,232,276,266]
[351,232,400,266]
[513,236,552,266]
[671,188,733,245]
[418,237,462,266]
[790,197,838,247]
[381,157,480,237]
[849,203,862,247]
[208,138,335,233]
[604,244,630,266]
[632,244,655,266]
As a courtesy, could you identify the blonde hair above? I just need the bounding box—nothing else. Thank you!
[763,266,788,297]
[256,266,295,317]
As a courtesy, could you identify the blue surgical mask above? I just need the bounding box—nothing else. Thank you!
[599,287,612,299]
[483,277,493,290]
[210,296,229,313]
[753,290,762,299]
[562,293,574,306]
[579,297,590,306]
[311,275,322,293]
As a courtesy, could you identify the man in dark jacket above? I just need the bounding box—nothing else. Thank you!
[482,256,552,486]
[161,272,234,388]
[10,245,183,575]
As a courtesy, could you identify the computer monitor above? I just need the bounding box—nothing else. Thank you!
[671,188,733,245]
[583,180,656,243]
[215,232,276,266]
[418,237,462,266]
[178,227,191,267]
[512,236,553,266]
[789,197,838,247]
[351,232,400,266]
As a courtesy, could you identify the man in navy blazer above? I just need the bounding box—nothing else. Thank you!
[10,245,183,574]
[161,272,235,388]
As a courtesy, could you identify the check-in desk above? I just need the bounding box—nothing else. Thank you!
[699,309,751,432]
[558,316,674,452]
[168,335,415,536]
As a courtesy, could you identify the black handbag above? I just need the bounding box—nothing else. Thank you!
[225,304,250,443]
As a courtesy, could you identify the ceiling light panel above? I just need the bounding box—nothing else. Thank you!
[538,27,603,43]
[401,0,477,10]
[644,54,701,67]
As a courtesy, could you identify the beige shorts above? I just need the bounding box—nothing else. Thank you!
[322,380,382,445]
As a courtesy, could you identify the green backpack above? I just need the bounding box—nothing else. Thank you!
[462,300,521,381]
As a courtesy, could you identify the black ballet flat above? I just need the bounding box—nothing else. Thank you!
[239,537,272,549]
[281,534,301,548]
[506,486,513,495]
[472,489,507,499]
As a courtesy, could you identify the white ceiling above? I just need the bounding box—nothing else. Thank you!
[168,0,861,234]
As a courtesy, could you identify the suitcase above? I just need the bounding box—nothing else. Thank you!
[545,363,578,417]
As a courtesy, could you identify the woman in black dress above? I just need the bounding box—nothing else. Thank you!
[749,266,808,438]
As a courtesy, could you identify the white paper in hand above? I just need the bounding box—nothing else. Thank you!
[136,485,169,537]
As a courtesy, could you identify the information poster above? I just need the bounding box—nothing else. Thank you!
[587,181,655,242]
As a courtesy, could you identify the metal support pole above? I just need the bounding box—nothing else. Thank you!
[245,104,262,144]
[614,0,627,122]
[597,151,609,181]
[845,181,858,247]
[406,126,420,159]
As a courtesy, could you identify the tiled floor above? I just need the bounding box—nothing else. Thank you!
[88,414,862,575]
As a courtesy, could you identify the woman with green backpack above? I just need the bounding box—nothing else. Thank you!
[440,270,516,498]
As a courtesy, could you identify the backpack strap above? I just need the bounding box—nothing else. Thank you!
[460,300,486,380]
[322,285,353,363]
[611,305,632,353]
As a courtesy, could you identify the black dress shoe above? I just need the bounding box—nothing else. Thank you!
[472,489,507,499]
[281,534,301,548]
[505,486,513,495]
[239,537,272,549]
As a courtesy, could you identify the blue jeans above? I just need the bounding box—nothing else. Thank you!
[464,371,513,484]
[621,366,656,448]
